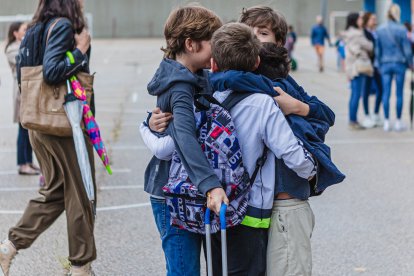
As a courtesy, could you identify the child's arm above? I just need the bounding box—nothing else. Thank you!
[285,75,335,126]
[139,122,175,161]
[168,90,222,196]
[261,97,317,179]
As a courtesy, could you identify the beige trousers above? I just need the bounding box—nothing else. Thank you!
[8,130,97,265]
[267,199,315,276]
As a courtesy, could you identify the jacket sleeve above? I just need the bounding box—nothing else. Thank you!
[43,19,89,85]
[310,27,315,45]
[139,122,175,161]
[168,90,222,195]
[401,30,413,67]
[286,75,335,126]
[5,46,18,67]
[260,98,317,179]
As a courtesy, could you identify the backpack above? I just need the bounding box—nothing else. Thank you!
[163,92,267,234]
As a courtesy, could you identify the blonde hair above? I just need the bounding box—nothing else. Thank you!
[388,4,401,22]
[162,5,222,59]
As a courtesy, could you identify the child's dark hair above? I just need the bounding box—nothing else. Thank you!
[255,42,290,79]
[211,23,261,72]
[239,6,288,46]
[162,5,222,59]
[5,21,24,52]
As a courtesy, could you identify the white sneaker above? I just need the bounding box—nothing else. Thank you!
[361,116,376,128]
[383,120,391,132]
[371,114,383,127]
[69,262,95,276]
[394,120,407,132]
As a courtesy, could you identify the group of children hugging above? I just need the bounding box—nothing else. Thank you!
[139,4,345,276]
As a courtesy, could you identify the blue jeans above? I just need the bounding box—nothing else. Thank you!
[17,124,33,165]
[380,62,407,119]
[349,75,368,123]
[150,197,202,276]
[363,68,383,115]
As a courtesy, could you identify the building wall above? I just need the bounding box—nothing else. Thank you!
[0,0,362,38]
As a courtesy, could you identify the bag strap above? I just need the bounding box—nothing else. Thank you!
[46,18,63,46]
[221,92,252,111]
[250,147,268,186]
[194,93,222,111]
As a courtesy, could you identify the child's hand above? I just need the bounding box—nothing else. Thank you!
[149,107,172,132]
[273,87,309,116]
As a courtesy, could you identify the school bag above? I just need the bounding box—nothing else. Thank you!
[163,92,267,234]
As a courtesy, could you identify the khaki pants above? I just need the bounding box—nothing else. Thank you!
[266,199,315,276]
[9,130,97,265]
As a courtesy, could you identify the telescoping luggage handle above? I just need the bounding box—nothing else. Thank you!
[205,204,228,276]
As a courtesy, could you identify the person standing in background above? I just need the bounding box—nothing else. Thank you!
[311,15,331,72]
[376,4,413,132]
[4,22,41,176]
[361,12,383,128]
[343,12,374,130]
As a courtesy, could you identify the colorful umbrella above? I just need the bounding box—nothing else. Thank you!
[66,52,112,175]
[64,80,95,201]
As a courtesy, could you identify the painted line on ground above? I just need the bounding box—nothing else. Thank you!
[0,168,132,176]
[328,139,414,145]
[0,202,151,215]
[0,185,144,192]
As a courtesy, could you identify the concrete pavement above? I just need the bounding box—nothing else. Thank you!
[0,38,413,275]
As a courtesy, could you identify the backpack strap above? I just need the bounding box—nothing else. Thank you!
[221,92,252,111]
[194,93,222,111]
[250,147,268,186]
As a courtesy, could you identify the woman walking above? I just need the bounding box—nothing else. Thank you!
[343,12,374,130]
[376,4,413,132]
[0,1,96,275]
[4,22,41,175]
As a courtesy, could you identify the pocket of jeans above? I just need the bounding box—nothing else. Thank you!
[150,197,167,239]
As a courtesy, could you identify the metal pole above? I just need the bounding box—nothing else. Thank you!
[205,208,213,276]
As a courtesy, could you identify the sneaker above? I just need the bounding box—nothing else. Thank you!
[70,263,95,276]
[371,114,383,127]
[383,120,391,132]
[349,122,365,130]
[394,120,407,132]
[361,116,376,128]
[0,240,17,276]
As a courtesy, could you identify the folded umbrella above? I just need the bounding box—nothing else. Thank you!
[64,80,95,201]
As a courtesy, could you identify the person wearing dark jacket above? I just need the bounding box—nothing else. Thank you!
[362,12,383,128]
[0,1,96,276]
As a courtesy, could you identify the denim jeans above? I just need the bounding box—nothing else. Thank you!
[349,74,368,123]
[150,196,202,276]
[363,68,383,115]
[380,62,407,119]
[17,124,33,165]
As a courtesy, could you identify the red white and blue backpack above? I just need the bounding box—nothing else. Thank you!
[163,93,267,234]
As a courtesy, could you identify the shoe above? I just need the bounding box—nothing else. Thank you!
[0,240,17,276]
[371,114,383,127]
[394,120,407,132]
[29,163,41,172]
[18,165,40,176]
[349,122,365,130]
[383,120,391,132]
[70,263,95,276]
[361,117,376,128]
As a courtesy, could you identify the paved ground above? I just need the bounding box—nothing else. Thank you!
[0,38,413,276]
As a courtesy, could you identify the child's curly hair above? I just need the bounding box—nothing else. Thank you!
[255,42,291,79]
[162,5,222,59]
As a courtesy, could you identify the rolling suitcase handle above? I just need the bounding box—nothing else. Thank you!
[205,204,228,276]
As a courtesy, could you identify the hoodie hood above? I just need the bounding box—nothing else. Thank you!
[209,70,279,96]
[148,58,210,96]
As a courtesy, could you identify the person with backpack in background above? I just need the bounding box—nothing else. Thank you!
[0,0,96,275]
[144,5,224,276]
[4,22,42,176]
[335,37,346,72]
[343,12,374,130]
[310,15,332,72]
[285,25,297,71]
[362,12,383,128]
[376,4,413,132]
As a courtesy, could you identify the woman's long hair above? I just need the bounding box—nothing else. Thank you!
[346,13,359,30]
[31,0,85,33]
[5,21,24,52]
